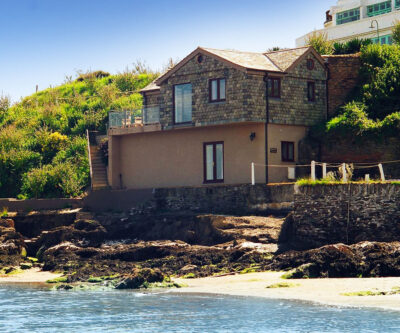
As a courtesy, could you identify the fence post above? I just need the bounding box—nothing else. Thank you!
[342,163,347,182]
[322,163,327,179]
[251,162,255,185]
[311,161,316,181]
[378,163,385,182]
[365,174,370,183]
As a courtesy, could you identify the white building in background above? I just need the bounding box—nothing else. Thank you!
[296,0,400,46]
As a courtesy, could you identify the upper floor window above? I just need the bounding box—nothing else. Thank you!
[307,59,315,70]
[268,77,281,98]
[367,1,392,17]
[307,82,315,102]
[281,141,294,162]
[371,34,393,45]
[174,83,192,124]
[336,8,360,25]
[209,78,226,102]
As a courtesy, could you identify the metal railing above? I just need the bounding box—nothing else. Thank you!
[108,106,160,128]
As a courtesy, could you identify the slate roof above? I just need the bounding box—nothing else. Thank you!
[264,46,310,72]
[140,46,322,92]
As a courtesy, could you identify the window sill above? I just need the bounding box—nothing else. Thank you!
[209,100,226,105]
[269,97,281,101]
[172,122,193,128]
[203,180,224,184]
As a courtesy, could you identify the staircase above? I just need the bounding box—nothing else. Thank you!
[87,130,109,191]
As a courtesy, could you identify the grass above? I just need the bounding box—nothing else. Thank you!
[266,282,299,289]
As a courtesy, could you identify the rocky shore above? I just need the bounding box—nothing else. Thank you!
[1,210,400,290]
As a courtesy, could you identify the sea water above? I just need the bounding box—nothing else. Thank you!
[0,284,399,332]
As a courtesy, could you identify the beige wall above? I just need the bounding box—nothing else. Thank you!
[109,123,266,189]
[267,123,308,183]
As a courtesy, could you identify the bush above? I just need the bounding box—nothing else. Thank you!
[393,20,400,45]
[306,32,333,55]
[333,38,372,55]
[21,162,85,198]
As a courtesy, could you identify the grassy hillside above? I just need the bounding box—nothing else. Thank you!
[0,70,157,198]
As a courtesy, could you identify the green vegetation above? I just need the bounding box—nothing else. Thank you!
[0,69,158,198]
[46,276,68,284]
[0,207,8,218]
[266,282,299,288]
[341,287,400,296]
[306,32,333,55]
[309,44,400,145]
[182,273,196,279]
[393,20,400,45]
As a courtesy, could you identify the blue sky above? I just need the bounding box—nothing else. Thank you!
[0,0,335,101]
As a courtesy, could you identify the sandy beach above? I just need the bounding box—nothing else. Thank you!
[0,268,62,284]
[174,272,400,311]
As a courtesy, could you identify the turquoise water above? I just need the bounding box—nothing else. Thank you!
[0,284,399,332]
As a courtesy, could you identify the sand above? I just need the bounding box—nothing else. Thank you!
[174,272,400,311]
[0,268,62,283]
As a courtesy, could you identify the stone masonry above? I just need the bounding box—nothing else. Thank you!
[292,184,400,249]
[323,54,361,119]
[143,51,327,129]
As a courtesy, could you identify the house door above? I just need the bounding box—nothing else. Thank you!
[203,142,224,183]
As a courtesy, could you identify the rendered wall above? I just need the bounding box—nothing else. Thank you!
[109,123,266,189]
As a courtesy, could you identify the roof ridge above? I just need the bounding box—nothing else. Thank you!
[200,46,265,55]
[264,46,310,55]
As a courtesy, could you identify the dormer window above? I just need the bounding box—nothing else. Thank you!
[268,77,281,98]
[209,78,226,102]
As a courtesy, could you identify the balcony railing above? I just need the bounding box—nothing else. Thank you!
[108,106,160,128]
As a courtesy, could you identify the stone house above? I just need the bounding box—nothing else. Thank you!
[107,46,328,189]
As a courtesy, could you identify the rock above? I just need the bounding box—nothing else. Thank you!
[115,268,164,289]
[179,264,198,273]
[271,241,400,278]
[20,262,33,270]
[56,284,73,290]
[0,219,14,229]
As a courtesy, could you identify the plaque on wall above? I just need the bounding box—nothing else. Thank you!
[270,148,278,153]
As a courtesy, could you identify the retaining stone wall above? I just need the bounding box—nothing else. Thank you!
[84,184,294,214]
[292,184,400,249]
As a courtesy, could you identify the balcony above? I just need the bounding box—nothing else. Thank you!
[108,105,160,128]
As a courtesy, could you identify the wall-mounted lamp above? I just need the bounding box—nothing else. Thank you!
[249,132,256,141]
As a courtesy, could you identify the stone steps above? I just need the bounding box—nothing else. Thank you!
[89,141,109,191]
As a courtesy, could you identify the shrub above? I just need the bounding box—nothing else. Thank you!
[333,38,371,55]
[393,20,400,45]
[306,32,333,55]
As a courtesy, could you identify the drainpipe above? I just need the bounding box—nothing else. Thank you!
[325,58,330,120]
[263,73,270,184]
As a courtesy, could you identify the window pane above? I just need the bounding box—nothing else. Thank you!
[282,143,288,161]
[174,85,183,123]
[175,83,192,123]
[206,145,214,181]
[219,79,226,100]
[216,144,223,180]
[274,80,279,97]
[211,80,218,101]
[268,79,273,96]
[182,84,192,122]
[288,143,294,161]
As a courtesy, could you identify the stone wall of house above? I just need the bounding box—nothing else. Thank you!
[269,52,327,126]
[155,54,266,128]
[84,184,295,214]
[323,54,361,119]
[145,51,328,129]
[292,184,400,249]
[143,91,161,107]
